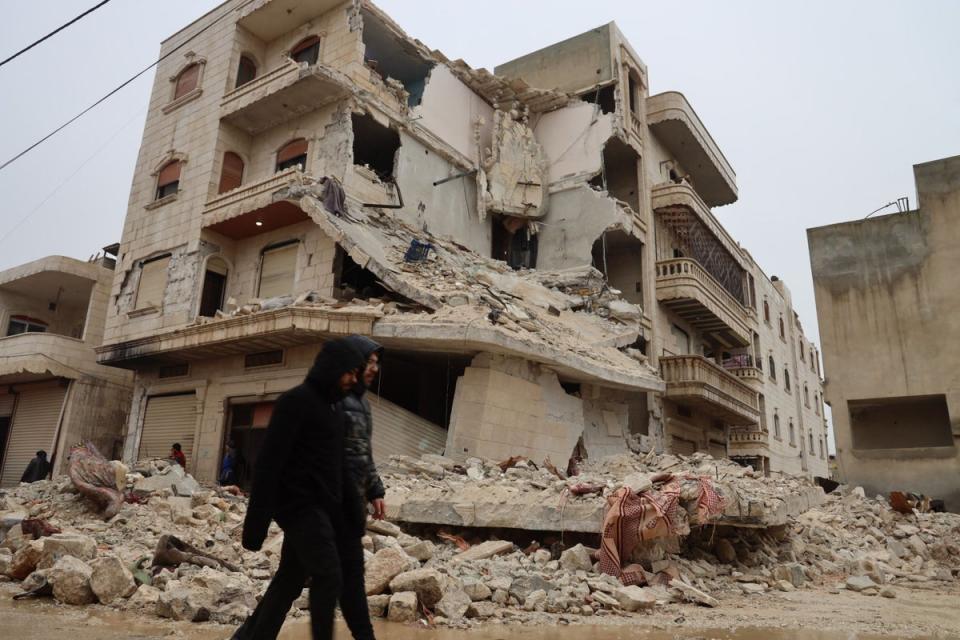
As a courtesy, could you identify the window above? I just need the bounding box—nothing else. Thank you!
[809,431,814,452]
[849,395,953,450]
[804,384,810,407]
[628,74,639,115]
[236,56,257,88]
[753,332,762,370]
[784,369,791,392]
[159,363,190,379]
[799,339,805,361]
[174,63,201,100]
[290,36,320,66]
[244,350,284,369]
[748,274,757,311]
[155,161,181,200]
[671,325,691,355]
[763,300,770,324]
[199,257,228,317]
[789,419,795,445]
[6,315,47,336]
[778,316,785,340]
[768,356,776,380]
[135,255,171,310]
[276,139,307,172]
[819,438,825,458]
[352,113,400,179]
[758,394,767,431]
[810,348,816,373]
[814,392,820,415]
[218,152,244,194]
[258,242,298,298]
[773,413,781,439]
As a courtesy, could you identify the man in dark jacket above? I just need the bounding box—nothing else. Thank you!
[232,337,366,640]
[337,335,386,640]
[21,450,50,483]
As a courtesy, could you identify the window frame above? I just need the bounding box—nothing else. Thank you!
[275,138,308,173]
[155,160,182,201]
[134,253,172,312]
[235,55,257,88]
[6,315,48,336]
[290,35,321,66]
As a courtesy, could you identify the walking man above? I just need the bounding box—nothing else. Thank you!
[232,337,367,640]
[336,336,387,640]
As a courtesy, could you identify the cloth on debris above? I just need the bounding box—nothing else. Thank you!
[67,442,126,520]
[20,451,51,483]
[21,518,60,539]
[242,338,367,552]
[686,475,727,524]
[341,335,386,503]
[152,534,239,572]
[319,176,348,218]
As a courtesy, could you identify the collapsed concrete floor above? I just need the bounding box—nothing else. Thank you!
[0,452,958,638]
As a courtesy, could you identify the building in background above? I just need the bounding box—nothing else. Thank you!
[808,155,960,510]
[0,252,133,486]
[94,0,827,483]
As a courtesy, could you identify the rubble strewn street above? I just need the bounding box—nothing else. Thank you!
[1,453,957,635]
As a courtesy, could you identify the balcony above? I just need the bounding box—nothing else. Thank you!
[647,92,737,207]
[652,183,745,269]
[0,333,126,385]
[660,355,759,426]
[238,0,345,41]
[656,258,752,347]
[202,168,312,239]
[221,59,351,135]
[722,355,764,389]
[728,428,770,458]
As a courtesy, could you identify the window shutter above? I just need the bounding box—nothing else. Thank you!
[276,139,308,165]
[258,244,297,298]
[218,153,244,194]
[157,161,181,188]
[291,36,320,65]
[136,257,170,309]
[174,64,200,99]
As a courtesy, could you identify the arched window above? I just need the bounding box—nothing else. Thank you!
[814,393,820,415]
[199,257,229,317]
[789,420,795,445]
[763,300,770,323]
[236,56,257,88]
[218,152,244,194]
[768,355,776,380]
[799,339,805,361]
[778,316,785,339]
[290,36,320,66]
[174,63,201,100]
[773,413,781,438]
[784,369,791,392]
[810,348,816,372]
[276,138,307,172]
[809,431,814,452]
[156,160,182,200]
[804,384,810,407]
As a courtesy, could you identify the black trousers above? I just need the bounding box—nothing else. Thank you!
[232,507,374,640]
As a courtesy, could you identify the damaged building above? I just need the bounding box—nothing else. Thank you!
[808,155,960,511]
[94,0,827,484]
[0,253,133,486]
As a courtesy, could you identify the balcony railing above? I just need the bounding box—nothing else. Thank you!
[202,167,307,222]
[722,354,764,386]
[728,428,769,458]
[660,355,759,426]
[220,59,350,134]
[655,258,752,347]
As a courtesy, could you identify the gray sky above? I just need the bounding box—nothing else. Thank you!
[1,0,958,357]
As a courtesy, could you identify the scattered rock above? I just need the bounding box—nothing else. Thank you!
[9,540,43,580]
[367,520,402,537]
[365,548,415,595]
[740,582,766,595]
[670,579,718,607]
[90,555,138,604]
[559,544,593,572]
[402,540,434,562]
[156,584,212,622]
[462,577,492,601]
[436,588,472,619]
[846,575,878,592]
[48,555,96,605]
[714,538,737,564]
[367,594,391,617]
[387,591,419,623]
[389,568,444,606]
[510,575,557,603]
[133,465,200,497]
[450,540,514,563]
[614,585,657,611]
[880,586,897,599]
[521,589,547,611]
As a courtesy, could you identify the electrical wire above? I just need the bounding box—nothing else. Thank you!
[0,0,254,174]
[0,0,113,69]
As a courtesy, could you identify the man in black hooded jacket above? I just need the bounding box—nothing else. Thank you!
[232,337,366,640]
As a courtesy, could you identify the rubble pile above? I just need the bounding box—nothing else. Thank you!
[1,453,958,629]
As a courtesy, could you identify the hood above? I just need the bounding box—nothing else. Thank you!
[305,338,367,401]
[344,334,383,396]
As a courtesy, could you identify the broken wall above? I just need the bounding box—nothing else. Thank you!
[494,24,614,94]
[536,185,632,271]
[483,111,548,218]
[414,65,493,162]
[536,102,613,184]
[53,377,133,476]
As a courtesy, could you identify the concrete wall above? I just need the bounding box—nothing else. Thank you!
[808,155,960,509]
[53,377,133,476]
[537,185,631,271]
[495,24,614,94]
[536,103,612,184]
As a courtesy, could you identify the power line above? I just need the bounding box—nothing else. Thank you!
[0,0,252,175]
[0,0,114,69]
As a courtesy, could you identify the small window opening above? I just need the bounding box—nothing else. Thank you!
[7,315,47,336]
[159,363,190,379]
[677,405,693,419]
[244,350,284,369]
[236,56,257,87]
[779,316,786,339]
[809,431,814,452]
[849,395,953,450]
[276,138,307,172]
[218,152,244,194]
[789,420,795,445]
[773,413,781,438]
[768,356,776,380]
[351,113,400,179]
[784,369,791,392]
[360,8,434,106]
[799,339,806,361]
[560,382,582,397]
[199,257,228,317]
[627,74,639,115]
[580,84,615,114]
[763,300,770,323]
[290,36,321,66]
[156,161,181,200]
[174,63,201,100]
[492,215,537,270]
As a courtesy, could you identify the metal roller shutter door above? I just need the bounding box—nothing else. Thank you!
[138,394,197,469]
[0,393,15,416]
[0,385,67,487]
[708,440,727,460]
[369,394,446,466]
[671,436,697,456]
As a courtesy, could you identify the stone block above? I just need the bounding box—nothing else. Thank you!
[387,591,418,623]
[364,548,414,596]
[560,543,594,572]
[367,594,391,617]
[614,585,657,611]
[8,540,43,580]
[436,588,471,620]
[49,556,96,605]
[450,540,514,563]
[38,533,97,570]
[90,555,138,604]
[389,568,443,606]
[462,577,492,601]
[846,575,878,592]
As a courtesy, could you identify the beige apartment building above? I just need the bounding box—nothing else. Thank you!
[96,0,827,484]
[0,254,133,486]
[809,155,960,510]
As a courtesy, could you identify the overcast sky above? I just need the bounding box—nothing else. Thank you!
[1,0,958,356]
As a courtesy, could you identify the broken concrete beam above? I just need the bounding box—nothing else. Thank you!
[449,540,514,564]
[669,579,718,607]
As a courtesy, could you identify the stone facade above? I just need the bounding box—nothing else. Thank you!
[97,0,827,483]
[808,155,960,509]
